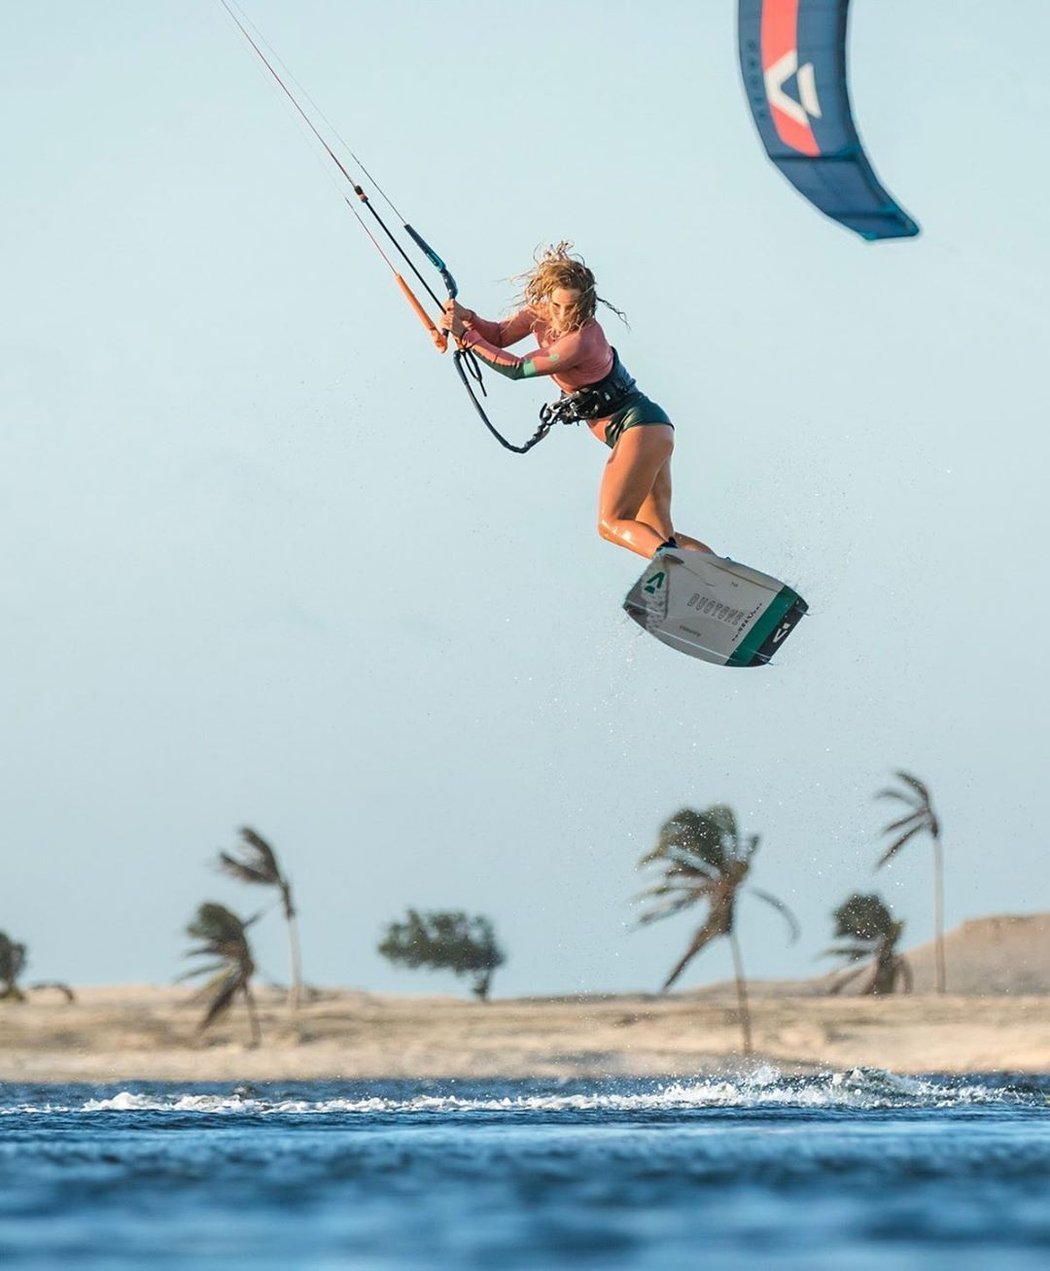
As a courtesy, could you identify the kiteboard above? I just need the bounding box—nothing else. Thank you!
[623,548,807,667]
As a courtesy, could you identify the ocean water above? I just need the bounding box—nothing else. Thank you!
[1,1070,1048,1269]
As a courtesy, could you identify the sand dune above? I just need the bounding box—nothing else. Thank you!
[901,914,1050,994]
[694,913,1050,998]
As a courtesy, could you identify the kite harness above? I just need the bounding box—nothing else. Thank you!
[219,0,578,455]
[546,350,636,421]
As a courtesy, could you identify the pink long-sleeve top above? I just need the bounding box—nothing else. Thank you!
[458,307,614,393]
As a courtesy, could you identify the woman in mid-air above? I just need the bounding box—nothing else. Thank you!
[443,243,711,561]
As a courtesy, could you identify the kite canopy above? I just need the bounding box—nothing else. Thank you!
[738,0,918,241]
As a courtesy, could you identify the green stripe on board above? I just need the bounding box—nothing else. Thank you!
[727,587,800,667]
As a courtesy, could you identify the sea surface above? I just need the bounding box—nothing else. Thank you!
[1,1069,1049,1269]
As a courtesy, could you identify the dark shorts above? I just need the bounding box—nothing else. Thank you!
[602,391,673,449]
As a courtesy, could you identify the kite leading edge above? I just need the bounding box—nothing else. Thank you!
[738,0,919,241]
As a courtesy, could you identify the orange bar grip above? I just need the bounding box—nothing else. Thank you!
[395,274,448,353]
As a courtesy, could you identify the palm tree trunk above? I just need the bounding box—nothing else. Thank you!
[870,935,900,996]
[933,835,946,993]
[285,910,303,1013]
[243,985,261,1048]
[729,929,753,1057]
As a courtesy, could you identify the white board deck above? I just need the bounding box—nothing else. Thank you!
[623,548,807,666]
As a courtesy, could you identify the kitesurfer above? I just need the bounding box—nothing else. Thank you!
[444,243,711,560]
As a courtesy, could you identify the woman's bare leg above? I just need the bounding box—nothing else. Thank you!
[597,426,676,558]
[636,457,714,554]
[634,457,674,542]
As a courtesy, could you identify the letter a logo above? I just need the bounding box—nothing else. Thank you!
[764,49,822,156]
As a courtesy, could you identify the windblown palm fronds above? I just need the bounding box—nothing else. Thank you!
[824,892,912,995]
[0,931,27,1002]
[875,770,945,992]
[181,902,260,1045]
[219,827,302,1011]
[637,805,799,1055]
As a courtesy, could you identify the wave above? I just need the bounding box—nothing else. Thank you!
[2,1066,1046,1117]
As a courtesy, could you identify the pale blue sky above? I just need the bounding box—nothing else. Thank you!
[4,1,1048,998]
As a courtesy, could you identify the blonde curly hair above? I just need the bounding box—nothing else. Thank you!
[516,242,626,336]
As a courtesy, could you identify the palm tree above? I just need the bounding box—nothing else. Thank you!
[637,804,799,1056]
[218,827,302,1011]
[0,932,27,1002]
[875,770,945,992]
[0,933,75,1004]
[181,902,260,1045]
[824,892,912,995]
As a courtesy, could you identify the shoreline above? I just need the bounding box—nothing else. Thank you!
[2,986,1048,1083]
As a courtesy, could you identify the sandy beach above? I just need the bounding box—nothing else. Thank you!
[4,916,1047,1082]
[1,985,1047,1083]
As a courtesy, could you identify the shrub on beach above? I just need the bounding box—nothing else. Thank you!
[378,910,506,1001]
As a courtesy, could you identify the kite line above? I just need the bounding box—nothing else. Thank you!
[218,0,566,453]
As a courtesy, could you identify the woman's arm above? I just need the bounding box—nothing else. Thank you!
[458,324,589,382]
[460,306,536,348]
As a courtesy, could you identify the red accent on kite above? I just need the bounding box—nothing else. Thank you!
[760,0,820,157]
